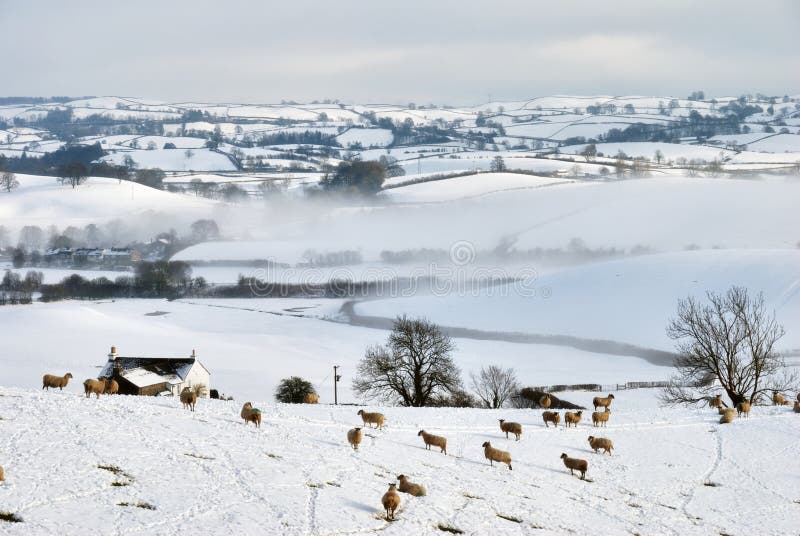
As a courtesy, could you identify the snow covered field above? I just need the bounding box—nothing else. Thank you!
[0,298,670,404]
[1,387,798,535]
[356,249,800,353]
[0,174,217,232]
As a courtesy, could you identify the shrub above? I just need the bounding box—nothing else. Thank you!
[275,376,316,404]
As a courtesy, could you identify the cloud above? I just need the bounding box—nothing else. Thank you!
[0,0,797,103]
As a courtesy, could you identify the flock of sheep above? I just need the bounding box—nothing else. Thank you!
[30,371,800,523]
[342,394,620,519]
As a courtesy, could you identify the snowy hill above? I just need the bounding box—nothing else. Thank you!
[173,175,800,266]
[0,174,217,231]
[1,386,798,535]
[356,249,800,353]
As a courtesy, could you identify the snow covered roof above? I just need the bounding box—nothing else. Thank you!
[99,355,206,387]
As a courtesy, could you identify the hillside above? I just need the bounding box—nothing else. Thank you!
[1,387,798,535]
[356,249,800,353]
[172,175,800,266]
[0,174,217,231]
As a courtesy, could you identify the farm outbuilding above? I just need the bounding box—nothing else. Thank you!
[99,346,210,397]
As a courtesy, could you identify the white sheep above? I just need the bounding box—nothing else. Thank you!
[499,419,522,440]
[417,430,447,455]
[357,410,385,430]
[482,441,512,470]
[347,427,362,450]
[42,372,73,391]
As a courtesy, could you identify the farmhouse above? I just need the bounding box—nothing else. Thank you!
[98,346,210,397]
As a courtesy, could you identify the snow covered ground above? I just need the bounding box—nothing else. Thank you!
[1,386,798,535]
[0,298,670,404]
[356,249,800,353]
[0,174,217,232]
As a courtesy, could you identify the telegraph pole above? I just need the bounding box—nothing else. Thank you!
[333,365,341,405]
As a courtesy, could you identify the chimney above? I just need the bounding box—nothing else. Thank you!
[108,345,118,362]
[191,349,196,359]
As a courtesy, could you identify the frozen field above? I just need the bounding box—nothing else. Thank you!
[0,387,798,535]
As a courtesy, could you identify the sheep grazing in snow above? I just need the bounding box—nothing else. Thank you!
[381,483,401,520]
[560,453,588,480]
[498,419,522,441]
[241,402,262,428]
[396,474,426,496]
[417,430,447,455]
[719,408,736,419]
[83,379,105,399]
[303,392,319,404]
[42,372,73,391]
[542,411,561,428]
[539,394,552,409]
[719,411,735,424]
[587,436,613,455]
[591,408,611,427]
[482,441,512,470]
[772,393,790,406]
[709,394,723,409]
[180,387,198,411]
[357,410,385,430]
[347,427,362,450]
[793,401,800,413]
[736,401,751,418]
[565,411,583,428]
[104,379,119,395]
[593,394,615,411]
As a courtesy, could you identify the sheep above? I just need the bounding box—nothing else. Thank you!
[180,387,198,411]
[772,393,790,406]
[708,394,723,409]
[347,427,362,450]
[593,393,615,411]
[482,441,512,470]
[539,394,552,409]
[83,379,105,399]
[104,379,119,395]
[736,401,751,418]
[417,430,447,455]
[396,474,426,497]
[303,392,319,404]
[0,465,4,482]
[591,408,611,427]
[357,410,385,430]
[564,411,583,428]
[587,435,613,455]
[241,402,262,428]
[498,419,522,441]
[560,453,588,480]
[719,411,735,424]
[542,411,561,428]
[42,372,73,391]
[381,483,401,520]
[719,407,736,418]
[794,401,800,413]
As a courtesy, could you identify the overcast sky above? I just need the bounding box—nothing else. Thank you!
[1,0,798,105]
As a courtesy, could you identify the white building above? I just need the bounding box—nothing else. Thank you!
[99,346,210,397]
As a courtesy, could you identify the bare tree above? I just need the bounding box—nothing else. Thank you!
[470,365,519,408]
[57,163,88,189]
[353,316,461,406]
[660,287,795,407]
[1,171,19,193]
